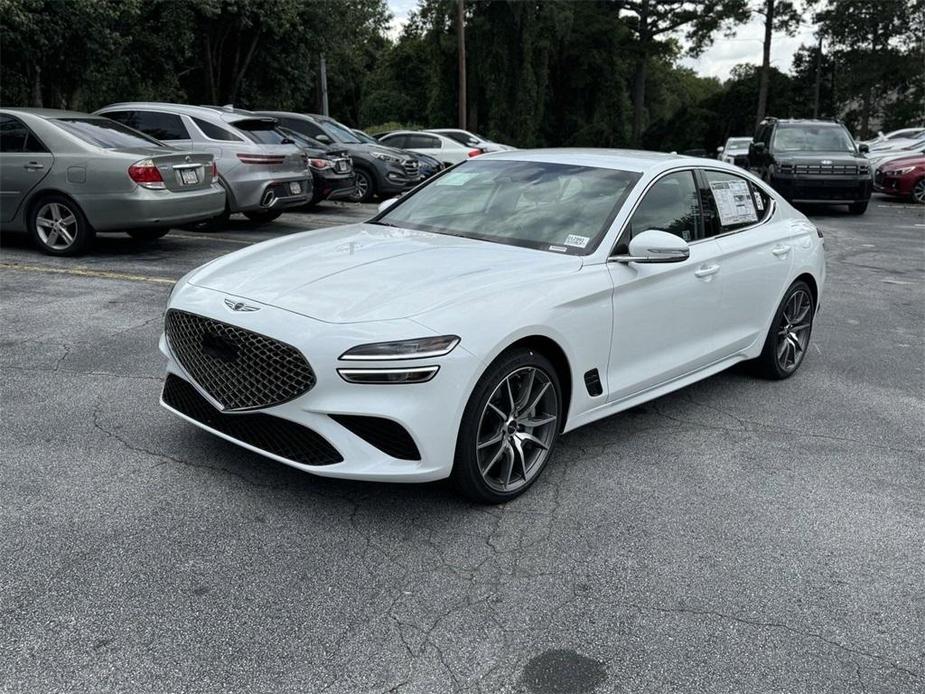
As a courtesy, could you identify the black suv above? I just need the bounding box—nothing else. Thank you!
[748,118,872,214]
[255,112,422,202]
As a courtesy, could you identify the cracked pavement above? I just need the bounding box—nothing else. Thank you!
[1,198,923,693]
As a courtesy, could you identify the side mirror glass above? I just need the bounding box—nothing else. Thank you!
[611,229,690,264]
[377,197,399,214]
[858,143,869,154]
[316,134,332,144]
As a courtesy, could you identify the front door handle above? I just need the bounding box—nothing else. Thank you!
[771,244,791,257]
[23,162,45,170]
[694,264,720,278]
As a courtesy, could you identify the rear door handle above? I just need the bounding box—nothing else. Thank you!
[694,264,720,278]
[772,244,791,257]
[23,162,45,170]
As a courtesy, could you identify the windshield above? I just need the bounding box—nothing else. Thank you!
[352,129,378,145]
[233,120,292,145]
[725,138,751,149]
[321,119,361,144]
[772,125,856,153]
[53,118,167,149]
[378,159,640,255]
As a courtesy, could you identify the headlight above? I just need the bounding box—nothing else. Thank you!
[371,151,403,164]
[340,335,460,361]
[884,166,914,175]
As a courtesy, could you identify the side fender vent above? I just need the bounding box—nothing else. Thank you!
[584,369,603,397]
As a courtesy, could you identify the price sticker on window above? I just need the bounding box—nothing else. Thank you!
[710,179,758,225]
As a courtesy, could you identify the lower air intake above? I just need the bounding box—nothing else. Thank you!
[162,374,342,466]
[330,414,421,460]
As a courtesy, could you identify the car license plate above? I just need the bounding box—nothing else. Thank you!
[335,161,348,173]
[289,182,301,194]
[179,169,198,185]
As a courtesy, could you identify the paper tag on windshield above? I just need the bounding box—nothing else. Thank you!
[753,191,765,210]
[710,179,758,225]
[564,234,590,248]
[437,172,479,186]
[548,245,567,253]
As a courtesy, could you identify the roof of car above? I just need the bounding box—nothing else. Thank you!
[482,148,690,173]
[1,107,98,119]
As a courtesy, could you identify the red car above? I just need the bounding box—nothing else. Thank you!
[874,154,925,203]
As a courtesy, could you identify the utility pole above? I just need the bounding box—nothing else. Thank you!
[812,33,823,118]
[457,0,467,129]
[320,54,329,116]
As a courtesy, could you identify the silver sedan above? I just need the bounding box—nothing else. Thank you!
[0,108,226,255]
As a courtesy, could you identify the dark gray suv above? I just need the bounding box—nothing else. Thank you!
[255,112,422,202]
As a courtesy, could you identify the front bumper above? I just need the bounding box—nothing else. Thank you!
[376,163,425,195]
[769,173,872,204]
[158,283,477,482]
[79,184,227,231]
[873,172,913,196]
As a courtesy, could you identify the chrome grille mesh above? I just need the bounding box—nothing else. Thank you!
[165,309,315,411]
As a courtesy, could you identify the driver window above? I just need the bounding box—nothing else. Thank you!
[628,171,701,242]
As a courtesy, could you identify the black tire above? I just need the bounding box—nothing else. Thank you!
[848,200,868,215]
[28,194,94,256]
[452,348,562,504]
[353,168,375,202]
[243,209,283,224]
[182,205,230,233]
[126,228,170,241]
[751,280,815,380]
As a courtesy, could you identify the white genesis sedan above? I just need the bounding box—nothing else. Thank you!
[160,149,825,503]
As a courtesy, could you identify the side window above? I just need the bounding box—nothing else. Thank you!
[406,134,441,149]
[130,111,189,140]
[380,134,406,148]
[0,115,47,153]
[701,170,768,235]
[627,171,702,242]
[191,117,242,141]
[102,110,134,126]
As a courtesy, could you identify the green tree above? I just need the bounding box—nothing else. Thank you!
[751,0,802,127]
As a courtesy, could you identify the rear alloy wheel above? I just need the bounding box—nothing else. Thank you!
[753,281,815,380]
[848,200,868,215]
[353,169,375,203]
[127,228,170,241]
[912,178,925,204]
[453,348,561,503]
[243,209,283,224]
[30,196,93,256]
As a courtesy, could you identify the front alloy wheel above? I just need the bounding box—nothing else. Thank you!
[753,280,815,379]
[912,178,925,204]
[353,169,374,202]
[30,196,93,256]
[454,349,561,503]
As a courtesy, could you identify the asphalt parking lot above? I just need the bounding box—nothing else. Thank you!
[1,197,923,694]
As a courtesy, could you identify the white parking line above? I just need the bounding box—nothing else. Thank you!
[0,262,176,285]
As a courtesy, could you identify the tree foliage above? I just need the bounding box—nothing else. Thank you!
[1,0,920,150]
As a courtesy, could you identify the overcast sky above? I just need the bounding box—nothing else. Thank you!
[385,0,819,79]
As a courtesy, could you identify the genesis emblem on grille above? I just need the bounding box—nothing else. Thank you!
[224,298,259,312]
[165,309,316,411]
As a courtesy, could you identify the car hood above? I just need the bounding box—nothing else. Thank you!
[186,223,582,323]
[342,142,413,162]
[879,155,925,170]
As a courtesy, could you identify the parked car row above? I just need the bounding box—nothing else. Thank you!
[714,120,924,207]
[1,103,480,255]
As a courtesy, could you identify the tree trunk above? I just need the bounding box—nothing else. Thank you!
[457,0,467,129]
[812,34,823,118]
[860,86,872,139]
[31,65,43,108]
[229,28,261,104]
[631,0,650,145]
[755,0,774,129]
[203,34,217,104]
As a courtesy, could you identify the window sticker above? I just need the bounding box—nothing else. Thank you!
[564,234,590,248]
[436,172,480,186]
[753,190,765,211]
[548,245,568,253]
[710,179,758,226]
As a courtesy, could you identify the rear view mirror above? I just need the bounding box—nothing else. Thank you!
[610,229,690,264]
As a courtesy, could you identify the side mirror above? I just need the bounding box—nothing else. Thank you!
[858,143,869,154]
[316,134,332,144]
[377,197,399,213]
[750,141,766,155]
[716,145,723,153]
[610,229,690,264]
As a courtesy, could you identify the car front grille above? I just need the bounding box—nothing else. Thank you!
[779,163,865,175]
[162,374,342,466]
[402,159,420,177]
[165,309,316,411]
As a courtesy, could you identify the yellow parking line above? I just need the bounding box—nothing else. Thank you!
[0,262,176,285]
